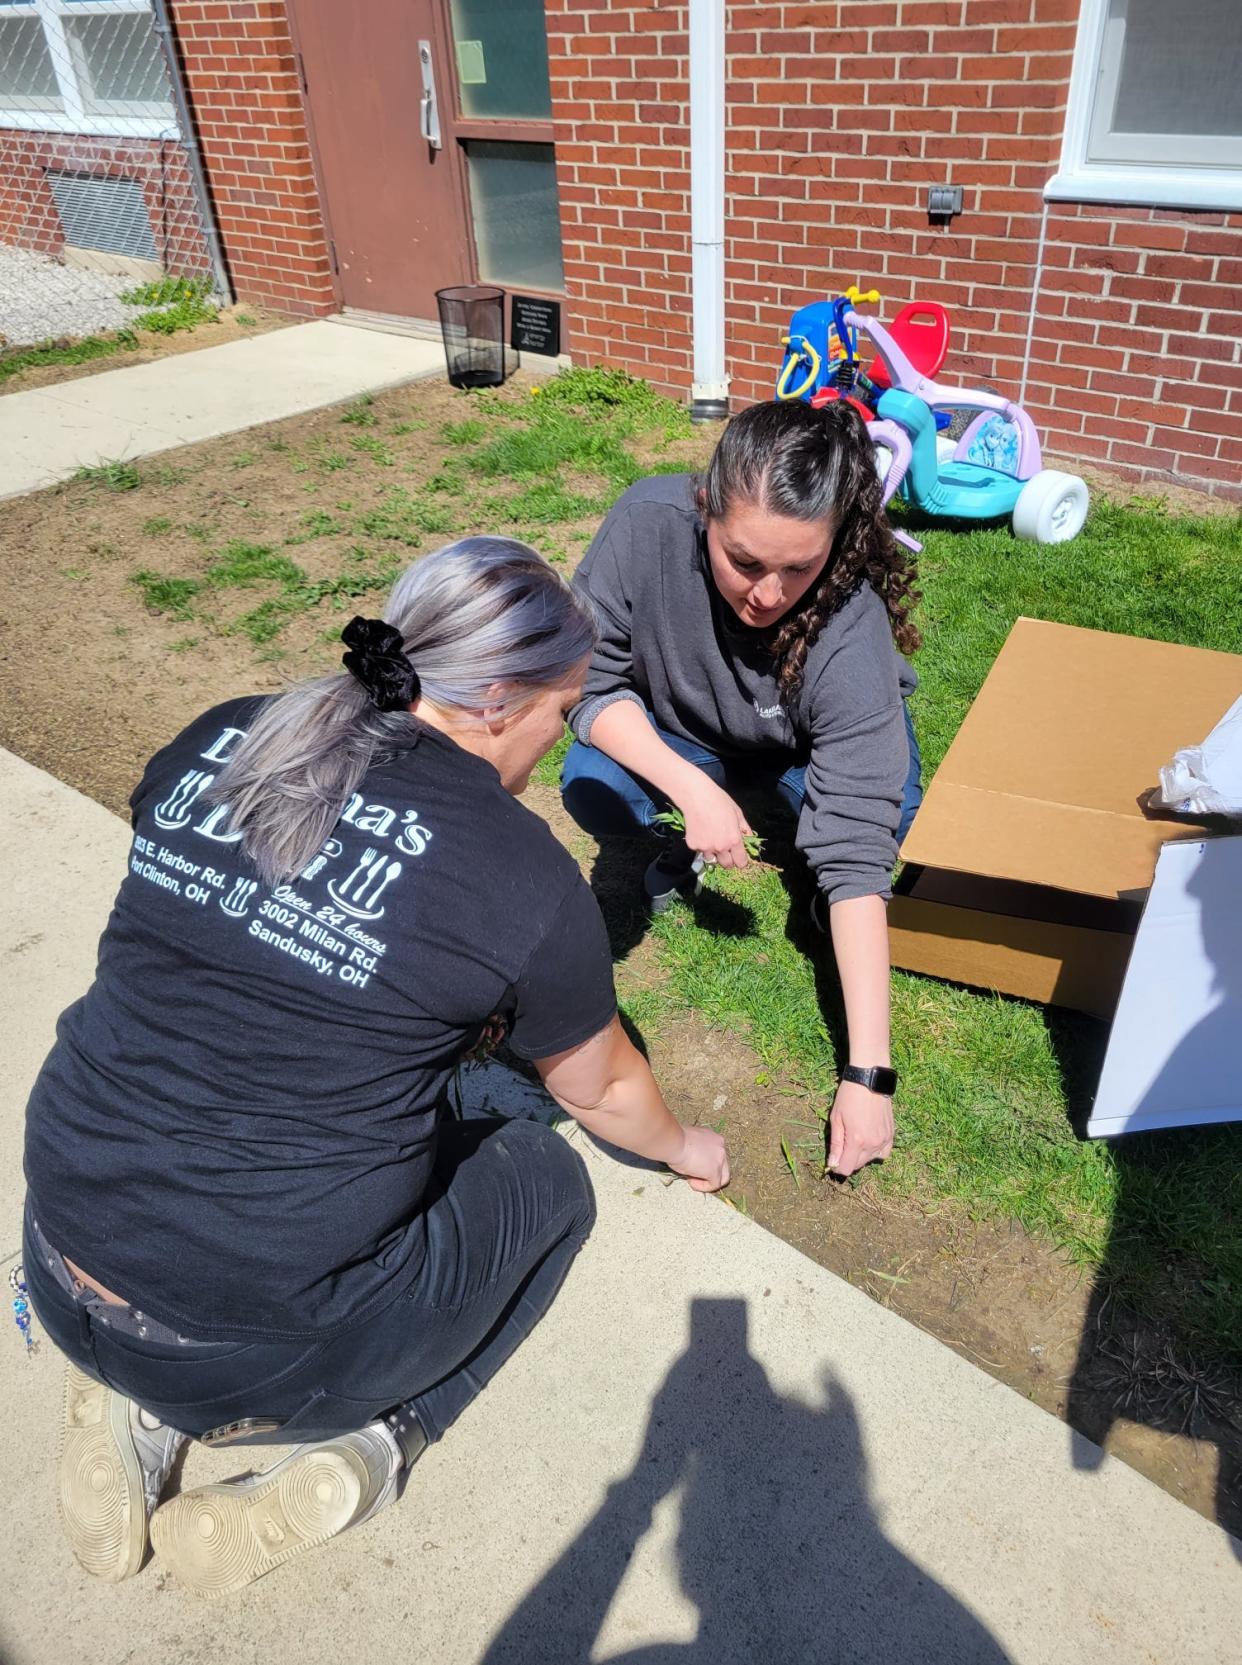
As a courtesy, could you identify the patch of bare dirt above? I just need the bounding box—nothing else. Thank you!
[0,372,573,812]
[529,785,1242,1540]
[1044,451,1236,516]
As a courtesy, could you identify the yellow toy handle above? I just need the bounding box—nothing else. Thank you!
[844,285,881,306]
[776,333,822,402]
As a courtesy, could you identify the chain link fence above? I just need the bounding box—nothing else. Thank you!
[0,0,227,353]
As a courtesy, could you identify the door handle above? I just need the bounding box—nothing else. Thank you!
[418,41,441,149]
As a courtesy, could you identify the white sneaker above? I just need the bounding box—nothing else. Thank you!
[644,846,705,913]
[60,1364,186,1581]
[150,1422,403,1598]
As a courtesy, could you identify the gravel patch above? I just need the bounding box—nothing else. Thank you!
[0,244,175,347]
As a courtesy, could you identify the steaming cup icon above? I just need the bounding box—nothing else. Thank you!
[153,770,212,830]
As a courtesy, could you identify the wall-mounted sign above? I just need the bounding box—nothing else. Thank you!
[511,294,560,358]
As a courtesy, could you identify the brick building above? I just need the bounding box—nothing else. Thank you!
[2,1,1239,496]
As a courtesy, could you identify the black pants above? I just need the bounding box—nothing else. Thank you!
[25,1115,595,1445]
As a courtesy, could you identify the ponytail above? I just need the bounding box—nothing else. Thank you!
[700,399,921,701]
[208,536,596,886]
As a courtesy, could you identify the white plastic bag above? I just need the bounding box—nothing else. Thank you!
[1158,693,1242,818]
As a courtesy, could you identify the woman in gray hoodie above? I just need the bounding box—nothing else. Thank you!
[561,398,922,1181]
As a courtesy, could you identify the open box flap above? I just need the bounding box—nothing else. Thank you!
[900,784,1205,899]
[901,618,1241,900]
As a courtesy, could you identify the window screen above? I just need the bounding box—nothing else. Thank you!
[1088,0,1242,169]
[66,12,173,118]
[0,15,63,111]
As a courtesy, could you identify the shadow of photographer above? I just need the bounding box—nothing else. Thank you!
[480,1296,1011,1665]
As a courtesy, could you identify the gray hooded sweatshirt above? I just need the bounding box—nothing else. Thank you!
[568,474,917,905]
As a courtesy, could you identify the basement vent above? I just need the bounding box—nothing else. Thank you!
[47,171,158,261]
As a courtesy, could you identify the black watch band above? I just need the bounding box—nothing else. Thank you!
[841,1064,898,1097]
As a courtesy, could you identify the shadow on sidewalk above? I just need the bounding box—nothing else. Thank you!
[480,1296,1011,1665]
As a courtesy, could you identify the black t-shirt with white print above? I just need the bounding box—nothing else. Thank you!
[23,698,616,1340]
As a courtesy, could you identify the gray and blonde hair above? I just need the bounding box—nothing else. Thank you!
[210,536,595,884]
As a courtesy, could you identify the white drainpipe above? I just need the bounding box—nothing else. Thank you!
[689,0,729,421]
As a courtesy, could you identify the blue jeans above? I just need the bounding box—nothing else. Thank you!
[23,1112,594,1445]
[561,703,923,848]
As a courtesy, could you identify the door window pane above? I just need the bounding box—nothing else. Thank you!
[0,17,63,111]
[67,12,172,117]
[449,0,551,121]
[464,141,563,292]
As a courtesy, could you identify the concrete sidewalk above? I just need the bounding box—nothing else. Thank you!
[2,747,1238,1664]
[0,320,443,501]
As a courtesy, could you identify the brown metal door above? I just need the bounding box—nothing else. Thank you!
[288,0,471,318]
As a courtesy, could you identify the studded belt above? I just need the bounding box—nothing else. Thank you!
[27,1212,208,1348]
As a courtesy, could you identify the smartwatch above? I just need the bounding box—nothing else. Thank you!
[840,1064,898,1098]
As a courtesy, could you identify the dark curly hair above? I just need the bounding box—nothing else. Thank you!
[699,399,921,701]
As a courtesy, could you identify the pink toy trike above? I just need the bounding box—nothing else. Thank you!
[844,299,1091,547]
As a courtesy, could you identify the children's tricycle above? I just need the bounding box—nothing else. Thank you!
[778,287,952,413]
[778,292,1090,547]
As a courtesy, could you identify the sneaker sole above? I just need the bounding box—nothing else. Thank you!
[647,875,703,914]
[150,1446,369,1598]
[60,1365,147,1582]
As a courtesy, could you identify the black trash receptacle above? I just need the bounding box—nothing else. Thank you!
[436,285,507,389]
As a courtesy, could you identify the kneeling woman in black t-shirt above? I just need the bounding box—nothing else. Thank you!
[22,536,729,1596]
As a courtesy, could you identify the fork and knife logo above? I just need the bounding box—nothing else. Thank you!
[326,846,404,920]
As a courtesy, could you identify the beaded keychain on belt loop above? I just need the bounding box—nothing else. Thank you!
[10,1263,35,1356]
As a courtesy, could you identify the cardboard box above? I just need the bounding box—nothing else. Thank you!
[1087,837,1242,1137]
[889,618,1242,1019]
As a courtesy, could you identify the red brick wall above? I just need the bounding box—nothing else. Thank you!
[546,0,694,386]
[171,0,335,315]
[1031,204,1242,495]
[0,129,209,274]
[547,0,1242,499]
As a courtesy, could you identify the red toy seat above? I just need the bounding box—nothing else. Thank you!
[866,301,950,389]
[809,386,872,421]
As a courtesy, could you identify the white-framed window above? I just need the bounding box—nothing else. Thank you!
[0,0,176,139]
[1047,0,1242,212]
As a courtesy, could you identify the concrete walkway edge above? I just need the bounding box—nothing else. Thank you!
[0,320,444,501]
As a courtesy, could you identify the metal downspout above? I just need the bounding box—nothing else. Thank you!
[150,0,234,305]
[689,0,729,421]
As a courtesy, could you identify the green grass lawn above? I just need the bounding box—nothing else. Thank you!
[123,368,699,655]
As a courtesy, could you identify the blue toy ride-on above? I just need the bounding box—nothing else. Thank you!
[779,291,1090,549]
[874,388,1089,540]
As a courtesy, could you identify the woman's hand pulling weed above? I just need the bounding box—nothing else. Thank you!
[653,796,763,869]
[668,1125,731,1192]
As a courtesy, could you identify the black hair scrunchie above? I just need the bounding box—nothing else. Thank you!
[341,615,421,712]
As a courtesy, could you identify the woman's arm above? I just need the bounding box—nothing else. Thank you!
[533,1015,730,1192]
[792,601,910,1174]
[571,492,752,869]
[589,702,754,870]
[826,894,894,1175]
